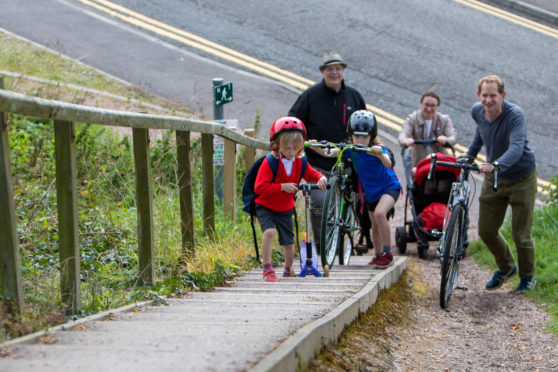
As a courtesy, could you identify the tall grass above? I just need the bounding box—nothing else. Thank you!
[1,114,257,341]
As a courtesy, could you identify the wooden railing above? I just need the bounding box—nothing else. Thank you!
[0,83,267,314]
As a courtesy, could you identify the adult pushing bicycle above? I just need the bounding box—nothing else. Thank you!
[427,153,499,308]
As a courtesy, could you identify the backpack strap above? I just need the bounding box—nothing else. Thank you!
[299,156,308,183]
[266,153,279,183]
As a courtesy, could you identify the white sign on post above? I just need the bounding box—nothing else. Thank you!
[213,120,238,166]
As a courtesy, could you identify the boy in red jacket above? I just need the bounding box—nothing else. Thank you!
[255,117,327,282]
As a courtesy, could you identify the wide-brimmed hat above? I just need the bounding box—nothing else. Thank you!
[319,51,347,71]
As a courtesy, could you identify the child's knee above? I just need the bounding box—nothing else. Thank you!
[373,208,387,221]
[263,228,277,239]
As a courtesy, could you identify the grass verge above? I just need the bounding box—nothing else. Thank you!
[468,200,558,333]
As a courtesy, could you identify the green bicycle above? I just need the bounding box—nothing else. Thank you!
[306,141,373,270]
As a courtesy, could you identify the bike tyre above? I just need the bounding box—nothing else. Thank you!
[320,176,342,270]
[439,204,464,309]
[338,198,356,265]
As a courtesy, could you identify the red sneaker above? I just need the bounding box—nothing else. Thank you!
[367,255,380,266]
[263,269,279,282]
[374,253,394,269]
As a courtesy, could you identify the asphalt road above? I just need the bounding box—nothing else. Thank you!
[1,0,557,181]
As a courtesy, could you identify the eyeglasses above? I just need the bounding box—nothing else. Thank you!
[323,65,344,72]
[422,103,438,108]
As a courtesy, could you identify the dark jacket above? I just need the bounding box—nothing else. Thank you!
[288,80,366,170]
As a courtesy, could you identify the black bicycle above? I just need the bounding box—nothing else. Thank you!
[427,154,499,309]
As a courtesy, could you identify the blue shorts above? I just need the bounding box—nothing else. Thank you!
[255,205,295,246]
[367,189,400,212]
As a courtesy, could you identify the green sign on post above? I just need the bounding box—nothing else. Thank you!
[214,82,233,106]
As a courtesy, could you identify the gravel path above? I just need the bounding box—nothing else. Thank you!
[393,255,557,371]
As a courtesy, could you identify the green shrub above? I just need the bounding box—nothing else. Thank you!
[2,113,254,341]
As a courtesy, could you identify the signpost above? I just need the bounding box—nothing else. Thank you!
[212,79,234,203]
[214,82,233,107]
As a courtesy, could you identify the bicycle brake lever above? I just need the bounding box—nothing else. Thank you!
[492,161,500,192]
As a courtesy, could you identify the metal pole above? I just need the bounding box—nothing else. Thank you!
[213,78,224,202]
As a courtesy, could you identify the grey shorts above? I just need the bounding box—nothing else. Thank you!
[255,205,295,246]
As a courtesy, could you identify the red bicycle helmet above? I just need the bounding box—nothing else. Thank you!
[269,116,307,150]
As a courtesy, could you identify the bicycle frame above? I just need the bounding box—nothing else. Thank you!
[307,141,371,269]
[428,153,499,308]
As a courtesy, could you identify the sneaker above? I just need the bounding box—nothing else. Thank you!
[283,268,293,277]
[374,252,394,269]
[263,269,279,282]
[485,266,517,290]
[513,276,536,293]
[367,255,381,266]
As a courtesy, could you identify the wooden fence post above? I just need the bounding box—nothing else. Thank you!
[54,120,81,314]
[244,129,256,172]
[132,128,154,286]
[201,133,215,239]
[176,130,195,256]
[0,77,24,315]
[223,139,236,222]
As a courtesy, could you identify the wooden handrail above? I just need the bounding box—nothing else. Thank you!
[0,86,267,314]
[0,89,268,150]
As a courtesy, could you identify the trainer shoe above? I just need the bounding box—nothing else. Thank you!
[485,266,517,290]
[283,267,294,277]
[374,252,394,269]
[367,255,381,266]
[263,269,279,282]
[513,276,536,293]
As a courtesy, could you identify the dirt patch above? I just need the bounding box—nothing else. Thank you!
[309,250,558,371]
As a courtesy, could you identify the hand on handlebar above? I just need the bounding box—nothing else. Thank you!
[436,135,448,145]
[305,140,338,157]
[369,145,383,156]
[281,182,298,194]
[403,138,415,147]
[317,176,328,190]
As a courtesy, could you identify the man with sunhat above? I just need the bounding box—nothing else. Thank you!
[288,51,366,254]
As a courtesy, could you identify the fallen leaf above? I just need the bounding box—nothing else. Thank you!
[72,324,87,331]
[512,324,519,330]
[37,335,56,344]
[0,347,11,358]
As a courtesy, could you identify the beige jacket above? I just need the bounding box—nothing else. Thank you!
[398,110,457,167]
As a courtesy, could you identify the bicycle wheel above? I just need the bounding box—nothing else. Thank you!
[439,204,464,309]
[338,196,356,265]
[320,176,342,269]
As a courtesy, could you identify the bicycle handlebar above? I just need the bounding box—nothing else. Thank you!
[427,153,499,191]
[400,139,455,157]
[304,141,377,154]
[297,183,331,194]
